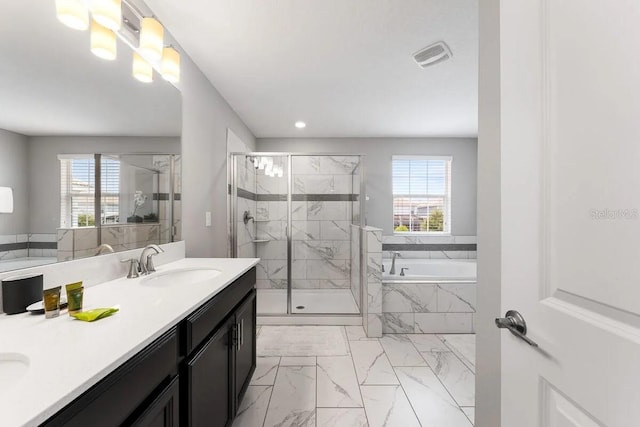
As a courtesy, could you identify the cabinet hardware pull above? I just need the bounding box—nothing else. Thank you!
[240,319,244,347]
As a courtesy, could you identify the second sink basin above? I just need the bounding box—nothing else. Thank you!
[0,353,30,394]
[140,268,221,287]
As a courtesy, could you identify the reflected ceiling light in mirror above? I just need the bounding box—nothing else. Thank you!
[161,47,181,83]
[56,0,89,30]
[90,0,122,31]
[90,19,117,60]
[139,17,164,61]
[132,52,153,83]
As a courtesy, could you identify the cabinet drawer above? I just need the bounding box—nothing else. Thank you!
[184,267,256,354]
[44,328,178,427]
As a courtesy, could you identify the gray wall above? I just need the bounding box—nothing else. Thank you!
[258,138,477,236]
[0,129,29,235]
[27,136,180,233]
[174,47,257,258]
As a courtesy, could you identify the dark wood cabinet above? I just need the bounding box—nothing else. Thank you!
[44,267,257,427]
[131,376,180,427]
[234,290,256,411]
[187,316,234,427]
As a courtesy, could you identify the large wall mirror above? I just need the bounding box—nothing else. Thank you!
[0,0,182,273]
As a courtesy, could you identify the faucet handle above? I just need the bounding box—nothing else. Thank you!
[145,252,160,273]
[121,259,140,279]
[400,267,409,276]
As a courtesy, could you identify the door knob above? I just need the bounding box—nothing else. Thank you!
[495,310,539,347]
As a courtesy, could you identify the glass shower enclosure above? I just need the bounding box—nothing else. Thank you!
[229,153,364,316]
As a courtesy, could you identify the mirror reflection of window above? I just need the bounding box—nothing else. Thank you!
[59,155,95,228]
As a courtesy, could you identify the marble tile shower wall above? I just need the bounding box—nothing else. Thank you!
[255,161,288,290]
[350,224,361,310]
[255,155,360,292]
[0,234,58,260]
[236,157,257,259]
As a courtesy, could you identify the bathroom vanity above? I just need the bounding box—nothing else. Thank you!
[0,256,258,427]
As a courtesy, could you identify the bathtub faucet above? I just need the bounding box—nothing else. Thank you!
[389,251,402,275]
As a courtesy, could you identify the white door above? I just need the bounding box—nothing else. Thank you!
[494,0,640,426]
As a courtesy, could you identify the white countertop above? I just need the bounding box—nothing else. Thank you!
[0,257,259,427]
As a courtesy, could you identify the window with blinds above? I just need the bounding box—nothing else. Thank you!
[60,156,95,228]
[392,156,451,233]
[59,156,121,227]
[101,158,120,224]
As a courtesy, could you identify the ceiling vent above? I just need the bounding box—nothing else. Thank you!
[413,41,452,68]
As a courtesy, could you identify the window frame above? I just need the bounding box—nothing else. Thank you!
[391,155,452,235]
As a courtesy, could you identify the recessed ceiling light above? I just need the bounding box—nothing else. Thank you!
[295,121,306,129]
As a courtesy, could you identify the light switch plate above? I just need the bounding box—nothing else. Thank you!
[205,211,212,227]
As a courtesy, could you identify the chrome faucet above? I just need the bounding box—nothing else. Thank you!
[389,251,402,275]
[94,243,114,256]
[139,244,164,275]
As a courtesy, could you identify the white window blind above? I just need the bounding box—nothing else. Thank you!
[392,156,451,233]
[101,158,120,224]
[60,156,95,227]
[59,156,121,227]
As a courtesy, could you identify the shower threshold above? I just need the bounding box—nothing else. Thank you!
[257,289,360,315]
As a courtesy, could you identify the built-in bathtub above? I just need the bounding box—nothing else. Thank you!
[0,257,57,273]
[381,259,476,334]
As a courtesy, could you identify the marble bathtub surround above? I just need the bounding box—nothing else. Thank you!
[382,234,477,259]
[0,233,58,260]
[362,227,383,337]
[245,326,476,427]
[382,282,476,334]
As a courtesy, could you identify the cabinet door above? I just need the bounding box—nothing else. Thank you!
[131,376,179,427]
[234,290,256,410]
[187,317,234,427]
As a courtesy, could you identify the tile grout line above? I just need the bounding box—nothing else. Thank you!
[407,335,471,414]
[346,327,372,427]
[261,356,281,427]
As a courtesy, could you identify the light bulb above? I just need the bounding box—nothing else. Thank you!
[161,47,181,83]
[139,17,164,61]
[90,0,122,31]
[90,19,117,60]
[133,52,153,83]
[55,0,89,30]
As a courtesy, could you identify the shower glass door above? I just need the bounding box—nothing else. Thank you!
[232,153,289,315]
[289,155,362,314]
[231,153,363,316]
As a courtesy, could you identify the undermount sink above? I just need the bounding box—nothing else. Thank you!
[0,353,30,392]
[140,268,221,287]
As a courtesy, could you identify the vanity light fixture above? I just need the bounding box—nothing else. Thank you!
[161,46,181,83]
[132,52,153,82]
[55,0,89,30]
[139,17,164,61]
[295,121,306,129]
[90,0,122,32]
[90,19,117,60]
[53,0,181,85]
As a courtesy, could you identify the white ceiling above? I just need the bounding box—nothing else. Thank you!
[0,0,181,137]
[146,0,477,138]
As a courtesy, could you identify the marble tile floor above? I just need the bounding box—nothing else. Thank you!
[233,326,475,427]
